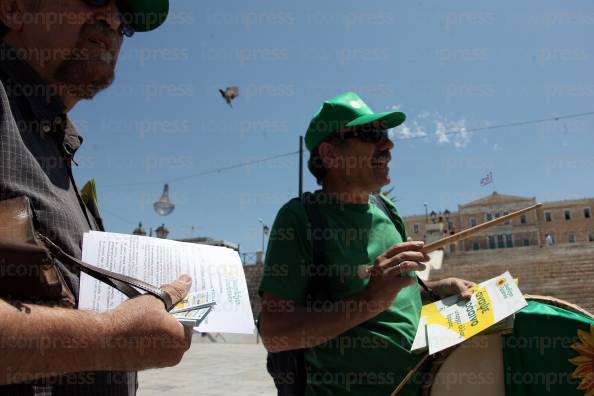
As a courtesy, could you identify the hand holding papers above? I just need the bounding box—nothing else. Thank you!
[79,231,255,334]
[411,271,527,354]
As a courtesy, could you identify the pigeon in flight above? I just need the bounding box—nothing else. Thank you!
[219,86,239,107]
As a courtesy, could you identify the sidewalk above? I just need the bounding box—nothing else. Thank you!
[138,341,276,396]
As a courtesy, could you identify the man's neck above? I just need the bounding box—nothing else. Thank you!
[322,184,372,204]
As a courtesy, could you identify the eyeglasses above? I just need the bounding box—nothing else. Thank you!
[81,0,135,37]
[336,128,389,144]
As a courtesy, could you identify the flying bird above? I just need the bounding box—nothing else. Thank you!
[219,86,239,107]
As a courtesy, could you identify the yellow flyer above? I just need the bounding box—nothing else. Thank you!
[411,271,527,354]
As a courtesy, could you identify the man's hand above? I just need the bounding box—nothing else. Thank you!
[426,278,476,299]
[104,274,194,370]
[0,275,194,385]
[364,241,430,314]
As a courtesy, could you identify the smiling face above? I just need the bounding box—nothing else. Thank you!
[320,132,395,193]
[3,0,124,100]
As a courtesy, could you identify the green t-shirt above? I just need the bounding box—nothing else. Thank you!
[259,191,423,396]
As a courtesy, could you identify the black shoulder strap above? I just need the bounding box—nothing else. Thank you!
[298,192,327,296]
[369,194,439,301]
[369,194,407,239]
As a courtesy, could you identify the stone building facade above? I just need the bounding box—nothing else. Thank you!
[403,192,594,252]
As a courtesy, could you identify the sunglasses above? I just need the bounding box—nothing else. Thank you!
[81,0,135,37]
[336,128,390,144]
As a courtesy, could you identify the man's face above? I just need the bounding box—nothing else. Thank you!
[326,131,395,192]
[22,0,124,98]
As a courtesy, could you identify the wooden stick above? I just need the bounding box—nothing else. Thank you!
[421,203,543,253]
[390,353,429,396]
[360,203,543,279]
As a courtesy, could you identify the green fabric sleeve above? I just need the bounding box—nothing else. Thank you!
[258,200,312,304]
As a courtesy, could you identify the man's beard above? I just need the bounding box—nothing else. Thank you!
[52,23,118,100]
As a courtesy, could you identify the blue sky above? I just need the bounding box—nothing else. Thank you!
[71,0,594,253]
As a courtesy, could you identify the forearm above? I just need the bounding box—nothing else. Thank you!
[423,280,438,289]
[260,292,385,352]
[0,298,117,385]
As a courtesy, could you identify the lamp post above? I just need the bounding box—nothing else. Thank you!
[258,219,270,252]
[424,202,428,224]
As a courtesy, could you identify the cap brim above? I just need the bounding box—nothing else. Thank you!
[345,111,406,130]
[125,0,169,32]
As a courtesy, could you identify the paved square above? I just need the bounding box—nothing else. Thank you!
[138,342,276,395]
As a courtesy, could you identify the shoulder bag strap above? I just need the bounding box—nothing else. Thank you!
[369,194,439,301]
[299,192,327,297]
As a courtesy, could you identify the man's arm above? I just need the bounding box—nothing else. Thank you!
[260,292,381,353]
[260,241,428,352]
[0,275,193,385]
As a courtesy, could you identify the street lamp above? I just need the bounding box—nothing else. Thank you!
[443,209,451,231]
[430,210,437,224]
[132,222,146,236]
[154,223,169,239]
[258,219,270,252]
[424,202,428,224]
[154,183,175,216]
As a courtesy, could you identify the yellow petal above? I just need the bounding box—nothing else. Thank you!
[573,364,593,379]
[573,344,594,358]
[578,329,590,343]
[569,355,590,365]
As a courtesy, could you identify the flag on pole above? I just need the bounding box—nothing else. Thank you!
[480,171,493,187]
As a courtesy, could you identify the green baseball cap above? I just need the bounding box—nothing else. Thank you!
[120,0,169,32]
[305,92,406,151]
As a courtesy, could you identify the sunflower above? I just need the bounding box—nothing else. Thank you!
[569,325,594,396]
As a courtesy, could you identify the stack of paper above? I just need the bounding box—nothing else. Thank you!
[79,231,255,334]
[411,271,527,354]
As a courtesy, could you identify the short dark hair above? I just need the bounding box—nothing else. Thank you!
[307,136,348,186]
[308,147,326,186]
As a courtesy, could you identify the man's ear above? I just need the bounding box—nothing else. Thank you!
[0,0,26,32]
[318,141,339,169]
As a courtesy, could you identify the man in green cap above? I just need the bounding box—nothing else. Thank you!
[259,92,475,395]
[0,1,190,395]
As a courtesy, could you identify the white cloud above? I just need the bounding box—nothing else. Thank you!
[434,117,470,148]
[388,105,480,149]
[435,121,449,143]
[393,120,428,140]
[449,118,470,148]
[397,125,412,139]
